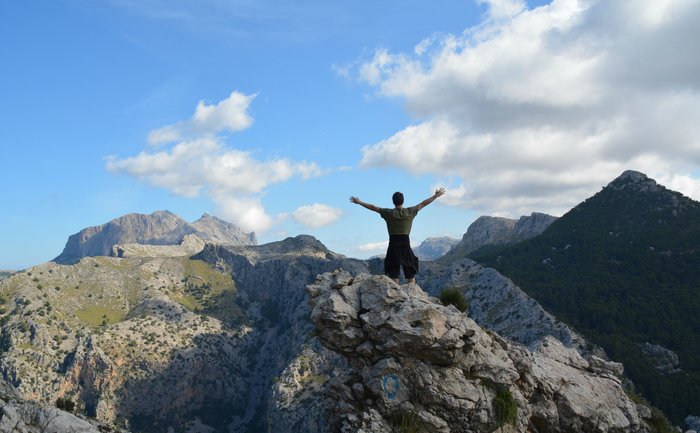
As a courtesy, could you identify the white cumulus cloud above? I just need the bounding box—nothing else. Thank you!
[356,241,388,253]
[107,91,322,233]
[291,203,343,228]
[355,0,700,217]
[147,91,256,146]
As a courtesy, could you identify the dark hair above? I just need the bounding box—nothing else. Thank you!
[392,192,404,206]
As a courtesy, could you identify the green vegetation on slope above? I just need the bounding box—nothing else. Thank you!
[171,258,244,325]
[76,305,125,328]
[470,174,700,423]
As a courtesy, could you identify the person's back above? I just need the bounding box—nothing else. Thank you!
[350,188,446,283]
[379,206,419,235]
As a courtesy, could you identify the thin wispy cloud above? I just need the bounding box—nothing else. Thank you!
[103,0,348,42]
[354,0,700,217]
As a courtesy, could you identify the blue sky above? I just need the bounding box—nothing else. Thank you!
[2,0,699,269]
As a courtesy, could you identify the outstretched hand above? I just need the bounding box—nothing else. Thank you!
[349,196,360,204]
[435,187,446,197]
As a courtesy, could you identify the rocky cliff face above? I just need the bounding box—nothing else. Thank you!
[441,212,557,262]
[0,377,125,433]
[54,211,256,264]
[307,271,652,433]
[419,259,594,354]
[413,237,460,261]
[111,233,206,258]
[193,236,371,432]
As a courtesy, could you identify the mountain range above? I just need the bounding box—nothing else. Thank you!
[53,211,256,265]
[1,169,694,432]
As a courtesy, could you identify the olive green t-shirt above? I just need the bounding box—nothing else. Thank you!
[378,206,420,235]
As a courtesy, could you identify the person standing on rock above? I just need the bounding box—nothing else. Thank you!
[350,188,446,284]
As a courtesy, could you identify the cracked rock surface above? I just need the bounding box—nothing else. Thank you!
[307,270,652,433]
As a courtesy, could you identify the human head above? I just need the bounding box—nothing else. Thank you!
[392,191,404,206]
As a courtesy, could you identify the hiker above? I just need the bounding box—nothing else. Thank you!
[350,187,446,284]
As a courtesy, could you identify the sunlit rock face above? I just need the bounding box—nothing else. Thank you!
[307,270,652,433]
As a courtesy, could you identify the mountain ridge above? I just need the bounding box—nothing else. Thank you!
[54,210,256,264]
[440,212,557,263]
[469,170,700,423]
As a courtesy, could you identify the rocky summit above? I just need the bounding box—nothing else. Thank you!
[307,270,652,433]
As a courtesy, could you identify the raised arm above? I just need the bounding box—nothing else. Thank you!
[416,187,446,210]
[350,196,381,213]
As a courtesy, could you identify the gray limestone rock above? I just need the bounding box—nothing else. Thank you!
[0,376,123,433]
[640,342,681,374]
[111,233,207,258]
[308,270,651,433]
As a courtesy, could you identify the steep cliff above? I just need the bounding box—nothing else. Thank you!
[0,377,125,433]
[413,237,460,261]
[307,270,653,433]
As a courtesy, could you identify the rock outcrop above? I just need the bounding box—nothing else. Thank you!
[111,233,207,258]
[441,212,557,262]
[54,211,256,264]
[639,342,681,375]
[307,271,651,433]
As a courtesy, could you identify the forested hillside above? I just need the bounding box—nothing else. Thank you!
[470,171,700,423]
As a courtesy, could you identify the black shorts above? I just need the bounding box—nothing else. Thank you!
[384,234,419,279]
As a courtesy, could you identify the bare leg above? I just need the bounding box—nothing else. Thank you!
[407,278,415,284]
[392,278,400,284]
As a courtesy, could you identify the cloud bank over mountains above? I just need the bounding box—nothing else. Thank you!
[107,0,700,235]
[356,0,700,216]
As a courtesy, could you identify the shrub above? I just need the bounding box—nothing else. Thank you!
[493,388,518,428]
[648,408,676,433]
[439,287,468,312]
[55,397,75,412]
[390,411,421,433]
